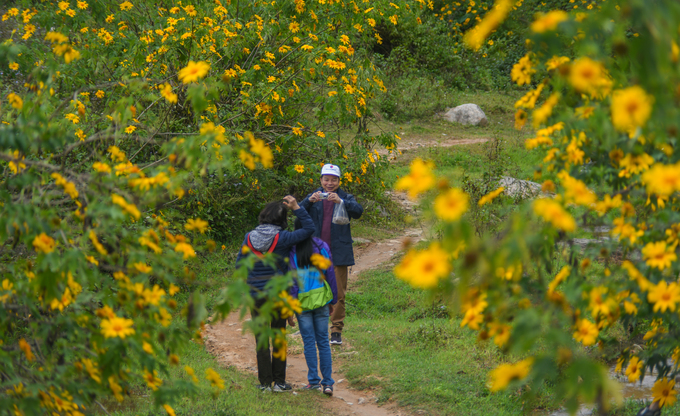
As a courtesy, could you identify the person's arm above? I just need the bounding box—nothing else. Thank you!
[342,193,363,219]
[299,192,314,211]
[280,207,316,245]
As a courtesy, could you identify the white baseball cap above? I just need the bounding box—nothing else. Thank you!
[320,164,341,177]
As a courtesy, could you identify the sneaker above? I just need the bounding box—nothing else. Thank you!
[300,383,322,391]
[257,384,272,392]
[330,333,342,345]
[273,382,293,393]
[323,385,333,396]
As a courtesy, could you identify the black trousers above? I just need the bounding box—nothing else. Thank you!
[251,297,287,386]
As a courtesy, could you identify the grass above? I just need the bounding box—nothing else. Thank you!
[337,267,537,416]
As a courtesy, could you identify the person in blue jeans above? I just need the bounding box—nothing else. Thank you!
[289,218,338,396]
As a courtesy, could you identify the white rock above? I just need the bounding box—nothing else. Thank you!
[443,104,488,126]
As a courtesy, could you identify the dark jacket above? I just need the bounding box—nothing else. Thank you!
[236,207,315,296]
[299,187,363,266]
[289,238,338,305]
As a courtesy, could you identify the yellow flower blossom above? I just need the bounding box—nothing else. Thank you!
[394,243,450,289]
[532,199,575,232]
[652,378,677,408]
[573,318,598,346]
[488,358,533,392]
[101,315,135,338]
[530,10,568,33]
[611,86,653,133]
[178,61,210,84]
[395,158,435,200]
[647,280,680,313]
[434,188,469,221]
[642,241,677,270]
[185,218,209,233]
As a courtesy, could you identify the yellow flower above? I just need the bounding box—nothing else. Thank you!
[511,54,535,86]
[125,125,136,134]
[478,187,504,206]
[546,56,570,71]
[178,61,210,84]
[610,86,653,132]
[175,242,196,260]
[532,199,576,232]
[487,358,533,392]
[93,162,111,173]
[652,378,677,408]
[625,356,643,382]
[95,90,105,98]
[142,341,154,355]
[160,83,178,103]
[594,194,622,215]
[33,233,56,254]
[163,404,176,416]
[463,0,513,50]
[642,241,677,270]
[642,163,680,196]
[111,194,141,220]
[395,158,435,200]
[81,358,101,383]
[568,57,611,99]
[119,1,133,11]
[206,368,225,389]
[100,315,135,338]
[294,164,305,173]
[530,10,568,33]
[434,188,469,221]
[514,109,528,129]
[89,230,108,255]
[9,62,19,70]
[647,280,680,313]
[558,171,596,206]
[8,93,23,110]
[143,285,166,306]
[19,338,34,362]
[394,243,450,289]
[185,218,209,233]
[8,150,26,175]
[310,253,332,270]
[611,218,644,244]
[143,370,162,391]
[573,318,598,346]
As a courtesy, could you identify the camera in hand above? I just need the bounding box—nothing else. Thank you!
[319,192,329,200]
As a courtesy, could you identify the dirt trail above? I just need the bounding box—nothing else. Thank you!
[204,224,425,416]
[377,137,490,156]
[204,137,446,415]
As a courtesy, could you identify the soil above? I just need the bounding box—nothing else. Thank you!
[377,137,490,156]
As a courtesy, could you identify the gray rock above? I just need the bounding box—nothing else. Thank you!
[443,104,488,126]
[352,238,371,244]
[498,176,542,198]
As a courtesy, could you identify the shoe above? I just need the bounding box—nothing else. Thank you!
[300,383,322,391]
[273,382,293,392]
[330,333,342,345]
[257,384,272,392]
[323,385,333,396]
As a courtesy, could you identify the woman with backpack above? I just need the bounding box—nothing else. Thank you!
[235,195,315,393]
[289,218,338,396]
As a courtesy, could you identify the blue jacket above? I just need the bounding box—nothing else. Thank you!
[236,207,315,296]
[299,187,363,266]
[289,238,338,305]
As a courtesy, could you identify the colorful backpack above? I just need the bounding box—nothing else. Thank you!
[292,247,333,311]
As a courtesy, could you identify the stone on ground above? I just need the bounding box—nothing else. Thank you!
[443,104,488,126]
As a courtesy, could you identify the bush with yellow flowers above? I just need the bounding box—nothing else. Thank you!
[395,0,680,413]
[0,0,428,414]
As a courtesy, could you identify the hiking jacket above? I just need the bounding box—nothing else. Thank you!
[236,207,315,296]
[288,238,338,305]
[299,187,363,266]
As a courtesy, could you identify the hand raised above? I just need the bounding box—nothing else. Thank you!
[282,195,299,210]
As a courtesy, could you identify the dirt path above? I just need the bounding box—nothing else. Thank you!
[377,137,490,156]
[204,222,425,416]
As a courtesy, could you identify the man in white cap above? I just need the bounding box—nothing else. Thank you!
[300,164,363,345]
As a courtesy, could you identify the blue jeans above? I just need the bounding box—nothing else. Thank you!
[296,305,334,386]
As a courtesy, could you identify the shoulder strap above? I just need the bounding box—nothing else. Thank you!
[246,232,280,258]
